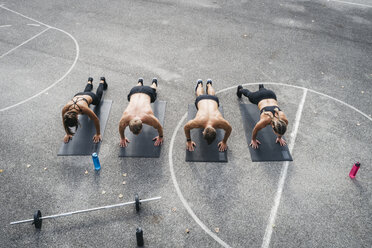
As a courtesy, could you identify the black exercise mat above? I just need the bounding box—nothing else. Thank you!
[58,100,113,156]
[119,101,166,158]
[239,104,293,162]
[185,104,228,163]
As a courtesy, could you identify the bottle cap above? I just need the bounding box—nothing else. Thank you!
[355,162,360,167]
[92,152,98,157]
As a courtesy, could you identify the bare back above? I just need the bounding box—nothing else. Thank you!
[123,93,154,119]
[194,99,224,126]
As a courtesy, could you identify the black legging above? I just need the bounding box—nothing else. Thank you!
[74,83,104,105]
[241,86,277,105]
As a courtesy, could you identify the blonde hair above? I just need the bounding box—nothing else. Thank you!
[203,126,216,145]
[129,118,142,134]
[264,108,287,135]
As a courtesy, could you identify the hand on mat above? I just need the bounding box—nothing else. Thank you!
[276,137,287,146]
[186,141,196,151]
[153,136,163,146]
[249,139,261,149]
[92,134,102,143]
[120,137,130,147]
[63,134,73,143]
[218,141,228,151]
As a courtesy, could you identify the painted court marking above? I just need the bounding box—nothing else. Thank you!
[328,0,372,8]
[0,27,50,59]
[169,82,371,247]
[0,5,80,112]
[0,24,12,28]
[261,89,307,248]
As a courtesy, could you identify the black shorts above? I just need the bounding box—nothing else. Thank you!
[195,95,219,110]
[74,92,100,105]
[127,86,157,103]
[245,88,277,105]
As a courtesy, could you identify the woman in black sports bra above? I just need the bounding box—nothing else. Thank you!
[237,84,288,149]
[61,77,108,143]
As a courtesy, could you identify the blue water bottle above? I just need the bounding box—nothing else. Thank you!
[92,153,101,171]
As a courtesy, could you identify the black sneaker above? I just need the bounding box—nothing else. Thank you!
[152,78,158,87]
[138,78,144,86]
[206,79,212,94]
[237,85,243,98]
[259,84,264,89]
[195,79,203,92]
[88,77,93,83]
[100,77,108,90]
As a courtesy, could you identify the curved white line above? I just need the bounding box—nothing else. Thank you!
[169,82,372,247]
[0,6,80,112]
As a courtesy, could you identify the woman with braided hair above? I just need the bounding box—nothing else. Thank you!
[237,84,288,149]
[61,77,108,143]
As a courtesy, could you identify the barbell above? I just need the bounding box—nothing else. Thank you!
[10,194,161,229]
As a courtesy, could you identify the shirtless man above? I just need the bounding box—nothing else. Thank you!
[184,79,232,152]
[119,78,163,147]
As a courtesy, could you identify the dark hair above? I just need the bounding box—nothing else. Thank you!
[129,119,142,135]
[203,127,216,145]
[63,111,80,135]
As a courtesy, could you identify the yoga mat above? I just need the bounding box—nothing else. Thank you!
[185,104,228,162]
[58,99,112,156]
[239,104,293,162]
[119,101,166,158]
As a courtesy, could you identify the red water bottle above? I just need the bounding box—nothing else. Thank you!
[349,162,360,179]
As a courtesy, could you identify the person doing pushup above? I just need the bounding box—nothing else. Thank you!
[184,79,232,152]
[237,84,288,149]
[119,78,163,147]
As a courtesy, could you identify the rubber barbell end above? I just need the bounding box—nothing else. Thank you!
[33,210,42,229]
[136,227,144,246]
[135,194,141,212]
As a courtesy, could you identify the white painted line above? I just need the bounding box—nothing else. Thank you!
[0,27,50,59]
[261,89,308,248]
[328,0,372,8]
[0,5,50,27]
[27,23,40,27]
[0,7,80,112]
[0,24,12,28]
[169,113,232,248]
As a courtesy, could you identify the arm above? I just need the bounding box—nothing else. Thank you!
[250,118,269,149]
[183,119,200,151]
[118,115,130,147]
[84,107,101,143]
[216,119,232,151]
[61,106,72,143]
[145,115,164,146]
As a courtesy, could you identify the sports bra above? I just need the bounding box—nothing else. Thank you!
[260,106,281,116]
[68,97,88,112]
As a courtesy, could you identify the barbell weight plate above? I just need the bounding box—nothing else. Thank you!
[135,194,140,212]
[33,210,42,229]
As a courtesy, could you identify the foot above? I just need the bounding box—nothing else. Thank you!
[195,79,203,92]
[237,85,243,98]
[152,78,158,87]
[259,84,264,89]
[138,78,144,86]
[88,77,93,84]
[206,79,212,94]
[100,77,108,90]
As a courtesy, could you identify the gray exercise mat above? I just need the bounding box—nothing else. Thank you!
[119,101,166,158]
[239,104,293,162]
[185,104,228,163]
[58,100,113,156]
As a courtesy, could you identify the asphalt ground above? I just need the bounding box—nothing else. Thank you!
[0,0,371,247]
